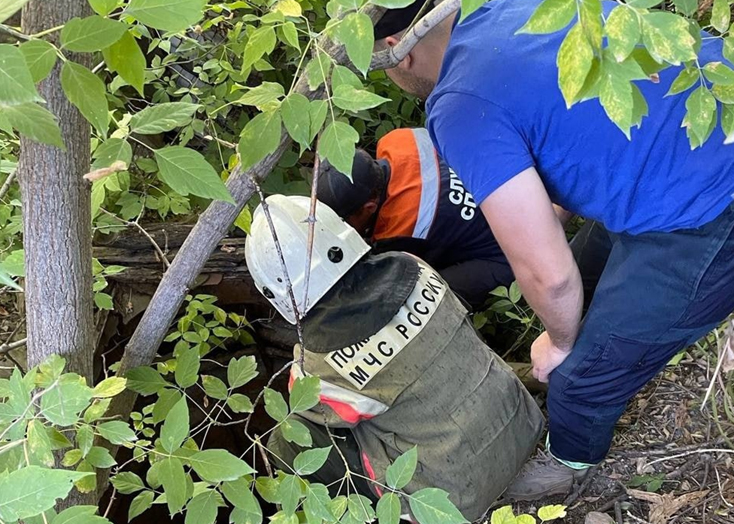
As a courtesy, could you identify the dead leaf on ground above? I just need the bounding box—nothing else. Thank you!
[629,489,709,524]
[584,512,615,524]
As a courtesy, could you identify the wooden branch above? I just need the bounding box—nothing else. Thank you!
[0,170,16,201]
[369,0,460,71]
[0,337,27,355]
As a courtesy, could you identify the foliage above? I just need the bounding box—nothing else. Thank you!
[489,504,568,524]
[522,0,734,148]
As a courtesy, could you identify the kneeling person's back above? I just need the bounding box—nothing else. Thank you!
[245,194,544,521]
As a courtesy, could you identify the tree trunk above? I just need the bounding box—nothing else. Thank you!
[18,0,96,505]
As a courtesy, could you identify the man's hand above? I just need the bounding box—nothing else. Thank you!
[531,332,572,383]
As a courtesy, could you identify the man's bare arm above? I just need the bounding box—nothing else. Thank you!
[481,167,583,352]
[553,204,575,227]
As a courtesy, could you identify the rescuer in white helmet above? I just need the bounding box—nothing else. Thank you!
[245,194,544,522]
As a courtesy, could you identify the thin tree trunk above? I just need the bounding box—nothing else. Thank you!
[19,0,96,506]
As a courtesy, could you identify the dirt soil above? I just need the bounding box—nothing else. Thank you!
[501,355,734,524]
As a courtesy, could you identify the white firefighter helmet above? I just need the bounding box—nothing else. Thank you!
[245,194,370,324]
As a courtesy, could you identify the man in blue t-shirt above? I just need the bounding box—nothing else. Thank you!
[374,0,734,500]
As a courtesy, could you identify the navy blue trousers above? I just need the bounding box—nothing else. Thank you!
[549,204,734,464]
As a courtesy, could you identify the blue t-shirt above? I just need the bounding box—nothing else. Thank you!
[426,0,734,234]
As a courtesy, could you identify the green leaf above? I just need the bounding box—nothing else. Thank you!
[126,366,169,395]
[189,450,255,482]
[724,37,734,64]
[712,82,734,103]
[103,31,146,95]
[61,16,127,52]
[87,446,117,468]
[111,472,145,494]
[347,494,375,522]
[158,457,188,515]
[685,86,717,145]
[305,51,332,90]
[255,477,281,504]
[641,12,697,66]
[319,120,359,176]
[294,446,332,476]
[130,102,200,134]
[155,146,234,203]
[369,0,415,6]
[93,138,132,169]
[60,61,109,137]
[153,388,182,424]
[93,376,127,398]
[516,0,576,35]
[0,44,42,108]
[89,0,119,16]
[605,6,639,63]
[722,104,734,142]
[303,484,334,523]
[459,0,487,22]
[98,420,137,444]
[331,64,362,91]
[408,488,467,524]
[41,374,94,426]
[0,466,90,523]
[278,475,304,516]
[0,267,21,291]
[309,100,328,142]
[386,446,417,490]
[0,0,30,23]
[336,12,373,75]
[264,387,289,422]
[490,506,517,524]
[3,103,64,148]
[599,57,635,137]
[77,424,94,457]
[537,505,567,522]
[28,420,54,467]
[52,506,107,524]
[666,67,698,96]
[185,491,220,524]
[238,82,284,111]
[129,491,155,521]
[630,83,649,129]
[516,515,536,524]
[126,0,206,32]
[712,0,731,33]
[376,493,401,524]
[223,482,262,524]
[175,345,201,388]
[62,449,83,467]
[508,281,522,303]
[202,375,228,400]
[579,0,602,52]
[280,21,300,50]
[47,427,73,450]
[289,376,320,413]
[281,418,313,447]
[243,26,276,70]
[227,393,254,413]
[160,396,189,453]
[228,355,258,389]
[704,61,734,85]
[281,93,311,148]
[238,110,282,171]
[332,85,390,112]
[557,24,594,107]
[20,40,57,83]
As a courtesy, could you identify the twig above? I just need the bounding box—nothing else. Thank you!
[647,448,734,467]
[98,208,171,268]
[256,435,275,478]
[702,324,729,409]
[243,359,293,437]
[370,0,460,71]
[596,493,629,514]
[614,501,623,524]
[563,463,600,506]
[300,139,321,372]
[0,337,27,355]
[611,437,727,458]
[0,24,31,41]
[254,184,308,356]
[103,488,117,518]
[0,171,17,202]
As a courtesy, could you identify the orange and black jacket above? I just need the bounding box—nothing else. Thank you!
[371,128,506,270]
